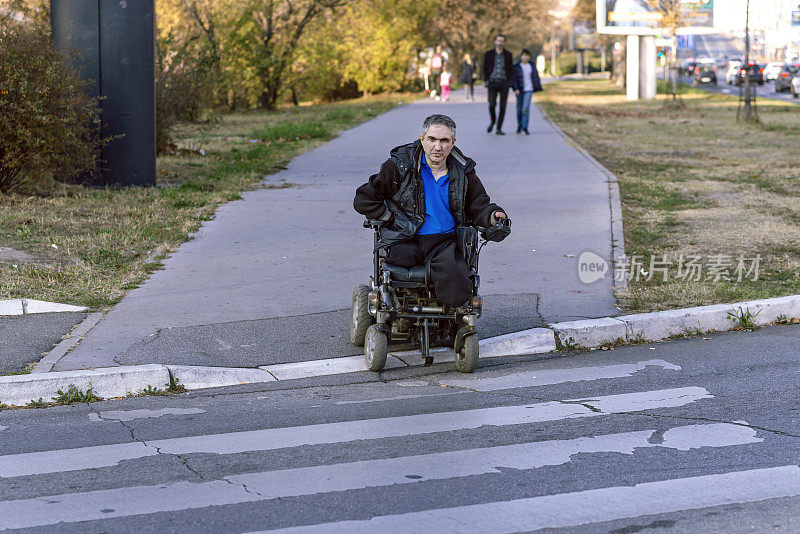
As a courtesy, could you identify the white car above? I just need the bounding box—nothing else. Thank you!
[764,62,784,81]
[791,73,800,98]
[726,61,742,84]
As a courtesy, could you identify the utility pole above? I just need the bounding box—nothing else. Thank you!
[738,0,758,122]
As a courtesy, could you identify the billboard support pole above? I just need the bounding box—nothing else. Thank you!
[626,35,640,100]
[639,35,657,99]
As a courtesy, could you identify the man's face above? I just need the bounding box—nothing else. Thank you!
[420,124,455,167]
[494,36,506,49]
[521,53,530,64]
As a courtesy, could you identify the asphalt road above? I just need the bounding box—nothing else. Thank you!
[689,77,800,104]
[684,32,800,104]
[3,325,800,532]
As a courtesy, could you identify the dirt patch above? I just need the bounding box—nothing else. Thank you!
[0,247,35,264]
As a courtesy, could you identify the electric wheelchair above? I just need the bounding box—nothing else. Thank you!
[350,217,511,373]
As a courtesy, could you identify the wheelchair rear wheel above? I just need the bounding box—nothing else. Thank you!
[454,328,479,373]
[365,324,388,372]
[350,284,372,346]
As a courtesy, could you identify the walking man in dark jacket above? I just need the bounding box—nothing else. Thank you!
[513,48,543,134]
[483,34,515,135]
[353,114,507,307]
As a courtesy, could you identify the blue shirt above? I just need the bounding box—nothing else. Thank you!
[417,156,455,235]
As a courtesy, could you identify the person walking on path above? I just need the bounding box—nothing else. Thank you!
[440,65,452,101]
[513,49,543,135]
[460,53,477,102]
[429,45,445,99]
[483,34,515,135]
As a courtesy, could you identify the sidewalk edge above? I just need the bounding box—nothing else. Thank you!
[4,295,800,405]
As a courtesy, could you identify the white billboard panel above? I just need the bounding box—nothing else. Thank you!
[597,0,715,35]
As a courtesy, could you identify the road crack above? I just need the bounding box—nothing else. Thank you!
[117,420,206,479]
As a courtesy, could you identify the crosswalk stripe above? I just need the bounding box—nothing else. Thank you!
[256,465,800,534]
[0,387,711,478]
[0,423,760,531]
[438,359,680,391]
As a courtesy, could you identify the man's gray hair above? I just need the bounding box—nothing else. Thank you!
[421,114,456,138]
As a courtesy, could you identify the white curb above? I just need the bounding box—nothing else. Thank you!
[3,294,799,407]
[554,295,800,349]
[618,304,734,341]
[261,354,407,381]
[0,365,169,407]
[166,365,278,389]
[0,299,87,316]
[551,317,627,348]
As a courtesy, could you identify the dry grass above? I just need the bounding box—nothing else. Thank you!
[0,94,416,308]
[537,79,800,312]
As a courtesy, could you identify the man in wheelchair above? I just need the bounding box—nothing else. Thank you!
[352,114,510,372]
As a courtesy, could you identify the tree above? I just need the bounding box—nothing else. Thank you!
[339,0,436,95]
[225,0,345,110]
[648,0,684,106]
[431,0,555,70]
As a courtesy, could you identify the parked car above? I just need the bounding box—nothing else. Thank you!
[764,61,784,81]
[693,65,717,85]
[791,73,800,98]
[775,64,800,92]
[734,63,764,86]
[726,60,742,84]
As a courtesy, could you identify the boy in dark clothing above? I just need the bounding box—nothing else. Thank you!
[512,49,543,134]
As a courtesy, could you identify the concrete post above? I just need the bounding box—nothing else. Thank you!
[639,35,657,100]
[626,35,640,100]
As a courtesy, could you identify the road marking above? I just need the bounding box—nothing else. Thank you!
[335,391,469,405]
[438,360,679,392]
[0,423,760,531]
[0,387,711,478]
[88,408,206,422]
[258,465,800,533]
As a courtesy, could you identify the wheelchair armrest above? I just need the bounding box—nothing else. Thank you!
[363,219,387,229]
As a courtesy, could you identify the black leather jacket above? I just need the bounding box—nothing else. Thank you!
[354,140,503,247]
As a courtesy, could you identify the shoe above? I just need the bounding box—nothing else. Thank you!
[496,129,505,135]
[523,129,530,135]
[486,122,494,133]
[516,127,522,134]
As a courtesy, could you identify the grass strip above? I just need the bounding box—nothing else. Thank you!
[0,94,415,308]
[537,79,800,313]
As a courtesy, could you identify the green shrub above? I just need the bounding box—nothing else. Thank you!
[155,40,216,153]
[0,20,103,193]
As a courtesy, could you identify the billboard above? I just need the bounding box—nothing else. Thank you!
[597,0,715,35]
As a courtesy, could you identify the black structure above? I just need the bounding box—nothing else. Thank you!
[51,0,155,187]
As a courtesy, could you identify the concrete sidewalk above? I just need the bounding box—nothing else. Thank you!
[56,85,620,371]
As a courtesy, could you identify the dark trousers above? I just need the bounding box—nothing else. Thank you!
[464,81,475,100]
[387,233,471,306]
[487,84,510,130]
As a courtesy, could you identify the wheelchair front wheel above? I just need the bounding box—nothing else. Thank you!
[365,324,388,372]
[454,329,479,373]
[350,284,372,346]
